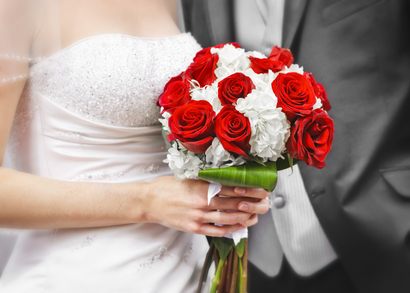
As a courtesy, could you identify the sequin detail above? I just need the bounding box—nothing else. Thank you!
[71,235,97,253]
[138,246,168,270]
[142,164,160,173]
[0,229,20,236]
[5,84,38,168]
[69,171,124,182]
[0,53,46,63]
[57,131,84,139]
[25,34,201,127]
[183,242,194,262]
[1,74,28,85]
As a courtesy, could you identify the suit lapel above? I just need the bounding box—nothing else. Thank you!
[282,0,308,49]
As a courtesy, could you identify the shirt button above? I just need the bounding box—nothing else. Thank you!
[273,196,285,209]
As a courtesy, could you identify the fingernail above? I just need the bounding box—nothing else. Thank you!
[239,203,249,211]
[235,187,246,194]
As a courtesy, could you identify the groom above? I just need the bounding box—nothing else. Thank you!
[181,0,410,292]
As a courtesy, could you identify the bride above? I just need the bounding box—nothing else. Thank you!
[0,0,270,292]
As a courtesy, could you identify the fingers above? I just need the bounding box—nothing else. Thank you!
[218,186,269,199]
[237,198,270,215]
[240,213,258,227]
[192,214,258,237]
[208,196,259,211]
[195,223,246,237]
[202,211,252,226]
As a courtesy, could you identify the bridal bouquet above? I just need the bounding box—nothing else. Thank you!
[158,43,334,293]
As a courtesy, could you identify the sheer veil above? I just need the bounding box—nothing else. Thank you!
[0,0,61,83]
[0,0,61,168]
[0,1,61,241]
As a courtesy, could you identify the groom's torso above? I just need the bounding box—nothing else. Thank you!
[182,0,410,291]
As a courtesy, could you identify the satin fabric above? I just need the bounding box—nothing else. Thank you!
[0,34,209,293]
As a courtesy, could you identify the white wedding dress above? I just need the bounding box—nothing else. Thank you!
[0,33,209,293]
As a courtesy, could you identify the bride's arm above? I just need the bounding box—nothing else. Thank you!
[0,76,269,237]
[0,0,270,237]
[0,166,268,237]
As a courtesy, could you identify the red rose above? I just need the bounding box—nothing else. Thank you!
[185,47,219,87]
[249,57,285,74]
[272,72,316,122]
[214,42,241,49]
[215,105,251,157]
[218,73,255,106]
[268,46,294,67]
[168,100,215,153]
[286,109,334,169]
[303,72,331,111]
[157,72,191,114]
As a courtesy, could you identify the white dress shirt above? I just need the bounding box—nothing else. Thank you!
[234,0,337,276]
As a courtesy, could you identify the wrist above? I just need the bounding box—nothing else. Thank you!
[118,181,146,224]
[139,179,161,225]
[126,180,157,224]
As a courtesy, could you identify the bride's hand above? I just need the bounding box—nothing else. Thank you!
[141,176,270,237]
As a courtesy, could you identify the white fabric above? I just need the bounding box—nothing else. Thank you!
[234,0,284,56]
[0,33,209,293]
[0,231,18,278]
[207,183,248,245]
[234,0,337,276]
[271,166,337,276]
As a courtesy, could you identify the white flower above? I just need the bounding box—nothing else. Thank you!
[211,44,250,74]
[214,64,236,81]
[164,142,204,179]
[236,91,290,162]
[205,138,246,169]
[158,111,171,132]
[245,51,267,59]
[191,85,223,114]
[189,79,201,91]
[281,64,304,75]
[313,97,323,110]
[243,68,270,92]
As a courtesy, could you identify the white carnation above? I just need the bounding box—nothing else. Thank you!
[313,97,323,110]
[243,68,270,92]
[245,51,267,59]
[214,64,236,81]
[205,138,246,169]
[158,111,171,132]
[211,44,250,73]
[236,91,290,162]
[164,142,204,179]
[191,85,223,114]
[281,64,304,75]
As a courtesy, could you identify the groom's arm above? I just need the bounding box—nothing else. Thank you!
[297,0,410,292]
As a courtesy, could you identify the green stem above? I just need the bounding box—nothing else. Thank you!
[229,252,239,293]
[237,257,243,293]
[241,239,248,293]
[210,257,225,293]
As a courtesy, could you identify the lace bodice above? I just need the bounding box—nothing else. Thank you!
[24,33,201,127]
[4,33,201,171]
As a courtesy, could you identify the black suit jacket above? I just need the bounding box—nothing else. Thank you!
[182,1,410,292]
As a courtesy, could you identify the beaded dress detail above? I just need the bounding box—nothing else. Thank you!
[26,34,196,127]
[0,34,208,293]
